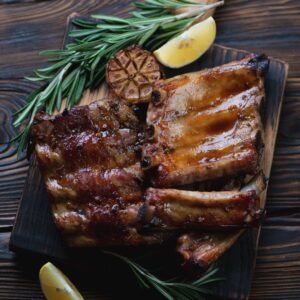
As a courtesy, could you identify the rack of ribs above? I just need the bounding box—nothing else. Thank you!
[142,54,268,187]
[175,172,266,269]
[139,171,266,231]
[31,55,268,258]
[31,99,167,247]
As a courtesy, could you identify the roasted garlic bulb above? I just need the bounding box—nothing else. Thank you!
[106,45,161,104]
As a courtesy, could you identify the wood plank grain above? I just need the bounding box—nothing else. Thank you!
[214,0,300,78]
[0,1,299,300]
[0,231,116,300]
[251,226,300,300]
[0,0,300,79]
[0,0,51,4]
[0,80,40,229]
[0,0,131,79]
[285,78,300,96]
[5,223,300,300]
[264,92,300,209]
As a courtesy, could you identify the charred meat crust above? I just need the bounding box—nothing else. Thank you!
[177,231,243,271]
[140,188,262,230]
[31,98,162,247]
[247,54,269,75]
[176,171,267,269]
[31,56,267,251]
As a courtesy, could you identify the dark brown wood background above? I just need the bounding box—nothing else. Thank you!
[0,0,300,299]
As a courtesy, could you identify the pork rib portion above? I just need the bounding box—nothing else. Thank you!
[31,99,165,247]
[142,55,268,187]
[176,172,267,269]
[140,187,261,230]
[177,231,243,270]
[31,56,267,252]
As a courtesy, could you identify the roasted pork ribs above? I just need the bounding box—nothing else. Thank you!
[176,171,266,268]
[31,55,268,266]
[31,99,166,247]
[142,55,267,187]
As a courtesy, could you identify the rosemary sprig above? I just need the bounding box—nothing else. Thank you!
[13,0,224,156]
[103,250,223,300]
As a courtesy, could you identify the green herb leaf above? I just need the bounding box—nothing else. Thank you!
[102,250,223,300]
[12,0,224,156]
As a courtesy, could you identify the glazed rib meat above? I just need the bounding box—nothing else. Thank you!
[31,55,267,254]
[140,172,266,231]
[177,231,243,270]
[176,172,266,269]
[140,186,261,231]
[31,99,165,247]
[142,55,268,187]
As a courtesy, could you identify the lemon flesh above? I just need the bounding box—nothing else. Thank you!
[154,17,216,68]
[39,262,84,300]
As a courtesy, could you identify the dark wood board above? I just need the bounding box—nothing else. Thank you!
[8,12,288,300]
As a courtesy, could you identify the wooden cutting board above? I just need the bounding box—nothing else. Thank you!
[9,13,288,300]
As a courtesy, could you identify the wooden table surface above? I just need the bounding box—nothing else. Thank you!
[0,0,299,299]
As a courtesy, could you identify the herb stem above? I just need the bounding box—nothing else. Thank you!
[12,0,224,155]
[102,250,222,300]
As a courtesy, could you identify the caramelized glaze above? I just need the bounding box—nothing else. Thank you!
[142,188,261,229]
[143,55,267,187]
[31,56,268,251]
[177,231,243,270]
[31,99,166,247]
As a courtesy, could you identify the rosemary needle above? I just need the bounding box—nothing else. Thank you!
[12,0,224,155]
[102,250,223,300]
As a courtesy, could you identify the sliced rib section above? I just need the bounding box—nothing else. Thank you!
[31,99,164,247]
[142,55,268,187]
[141,188,261,230]
[177,231,243,270]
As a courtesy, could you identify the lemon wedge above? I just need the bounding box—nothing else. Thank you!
[154,16,216,68]
[39,262,84,300]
